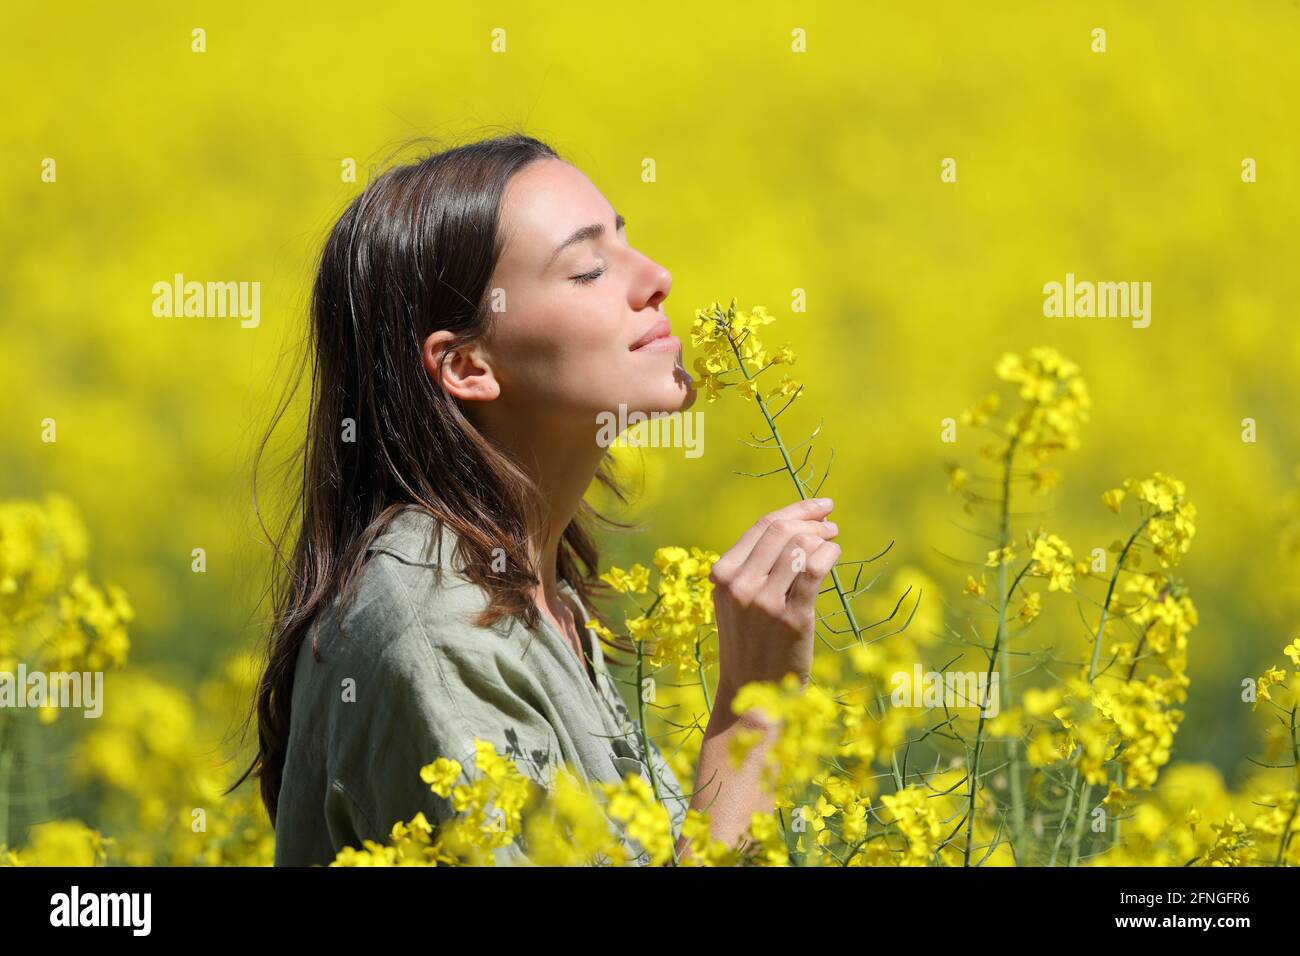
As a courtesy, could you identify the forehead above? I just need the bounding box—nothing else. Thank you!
[497,159,613,266]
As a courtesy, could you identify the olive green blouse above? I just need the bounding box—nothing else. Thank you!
[273,504,689,866]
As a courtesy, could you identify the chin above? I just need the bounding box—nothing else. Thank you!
[659,351,698,412]
[674,378,699,411]
[615,355,697,415]
[646,369,698,415]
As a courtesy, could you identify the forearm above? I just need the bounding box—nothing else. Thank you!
[675,690,781,861]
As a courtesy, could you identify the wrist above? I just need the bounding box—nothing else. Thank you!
[705,685,784,740]
[709,673,807,732]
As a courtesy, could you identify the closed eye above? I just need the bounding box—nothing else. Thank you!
[570,264,607,286]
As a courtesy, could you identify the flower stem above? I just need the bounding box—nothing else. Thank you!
[1052,513,1151,866]
[694,640,713,716]
[633,635,679,866]
[0,715,12,849]
[994,444,1027,859]
[1275,703,1299,867]
[721,328,865,647]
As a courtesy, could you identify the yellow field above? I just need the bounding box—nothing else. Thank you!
[1,1,1297,866]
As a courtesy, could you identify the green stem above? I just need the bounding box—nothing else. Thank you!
[963,559,1032,866]
[0,715,12,849]
[1054,514,1151,866]
[963,436,1032,866]
[722,326,866,650]
[633,636,678,866]
[1275,704,1298,867]
[1112,767,1124,852]
[1068,782,1093,866]
[994,444,1026,859]
[1107,619,1157,855]
[21,715,49,826]
[694,640,713,716]
[1048,776,1078,866]
[634,643,662,798]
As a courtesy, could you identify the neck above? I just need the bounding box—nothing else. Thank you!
[475,404,607,606]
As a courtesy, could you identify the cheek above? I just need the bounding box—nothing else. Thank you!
[495,295,625,392]
[536,291,627,360]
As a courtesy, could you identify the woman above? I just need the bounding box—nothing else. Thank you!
[238,132,842,865]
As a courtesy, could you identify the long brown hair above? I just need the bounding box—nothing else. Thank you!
[231,132,640,825]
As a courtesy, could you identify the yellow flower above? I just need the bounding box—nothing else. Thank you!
[1026,729,1072,767]
[1253,666,1287,711]
[1101,783,1137,810]
[595,545,719,679]
[420,757,462,798]
[730,675,839,793]
[601,773,675,866]
[987,708,1025,738]
[2,820,112,866]
[947,464,969,494]
[1283,637,1300,667]
[985,545,1015,568]
[960,392,1000,427]
[1029,532,1075,591]
[1120,473,1196,568]
[1029,468,1061,496]
[879,786,941,865]
[745,812,790,867]
[1202,813,1255,866]
[1023,687,1062,718]
[766,373,801,401]
[524,768,630,866]
[600,563,650,595]
[0,496,132,705]
[688,299,799,409]
[678,810,740,866]
[990,347,1091,464]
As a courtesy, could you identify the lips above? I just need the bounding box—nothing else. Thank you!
[630,316,674,351]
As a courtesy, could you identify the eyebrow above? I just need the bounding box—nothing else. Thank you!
[546,212,625,270]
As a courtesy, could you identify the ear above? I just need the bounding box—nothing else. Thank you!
[422,330,500,403]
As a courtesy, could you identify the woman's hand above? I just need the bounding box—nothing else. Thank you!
[707,496,841,727]
[678,497,841,860]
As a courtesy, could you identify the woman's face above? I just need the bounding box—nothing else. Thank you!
[460,158,695,436]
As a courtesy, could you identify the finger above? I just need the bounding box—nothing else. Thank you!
[764,534,831,599]
[734,518,838,589]
[722,498,834,569]
[786,541,842,609]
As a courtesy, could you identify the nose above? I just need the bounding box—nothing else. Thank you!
[632,249,672,312]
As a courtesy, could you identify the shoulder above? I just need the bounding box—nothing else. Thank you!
[290,508,512,707]
[339,506,496,644]
[364,504,467,573]
[287,511,524,765]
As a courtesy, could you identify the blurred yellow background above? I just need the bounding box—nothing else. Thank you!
[3,0,1298,848]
